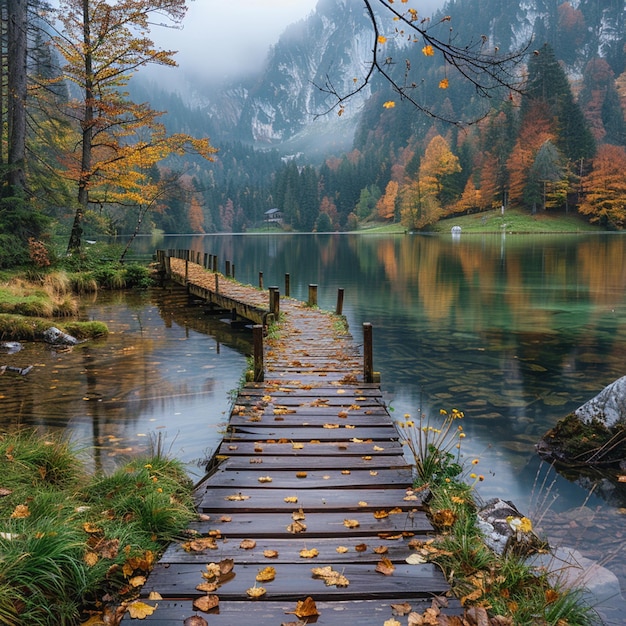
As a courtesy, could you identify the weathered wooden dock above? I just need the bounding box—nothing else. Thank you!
[121,254,461,624]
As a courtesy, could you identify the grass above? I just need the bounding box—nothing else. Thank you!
[0,429,195,625]
[398,408,600,625]
[429,207,599,234]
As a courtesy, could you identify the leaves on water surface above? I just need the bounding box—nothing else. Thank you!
[192,594,219,612]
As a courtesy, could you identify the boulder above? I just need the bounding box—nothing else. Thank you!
[42,327,79,346]
[476,498,544,557]
[537,376,626,470]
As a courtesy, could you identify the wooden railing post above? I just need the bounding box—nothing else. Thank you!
[259,271,264,290]
[269,287,280,318]
[184,259,189,284]
[203,252,208,269]
[232,264,235,279]
[336,288,344,315]
[285,273,290,298]
[308,284,317,307]
[212,256,218,272]
[225,260,231,277]
[253,325,264,382]
[215,273,219,293]
[363,322,374,383]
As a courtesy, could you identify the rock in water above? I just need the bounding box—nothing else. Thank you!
[42,327,79,346]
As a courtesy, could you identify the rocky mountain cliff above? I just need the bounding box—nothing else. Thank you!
[146,0,626,155]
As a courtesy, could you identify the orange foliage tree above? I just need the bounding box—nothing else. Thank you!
[376,180,399,220]
[47,0,216,252]
[578,144,626,229]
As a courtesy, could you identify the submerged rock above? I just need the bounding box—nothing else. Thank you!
[537,376,626,470]
[42,327,79,346]
[0,342,23,354]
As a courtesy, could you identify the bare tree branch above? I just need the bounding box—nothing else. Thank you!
[315,0,529,124]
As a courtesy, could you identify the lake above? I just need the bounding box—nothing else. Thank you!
[1,231,625,615]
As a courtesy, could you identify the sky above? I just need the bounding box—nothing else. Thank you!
[152,0,447,84]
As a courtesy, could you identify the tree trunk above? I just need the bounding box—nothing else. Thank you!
[67,0,93,253]
[7,0,27,194]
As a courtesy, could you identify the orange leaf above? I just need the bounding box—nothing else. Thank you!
[239,539,257,550]
[343,519,360,528]
[126,601,157,619]
[256,566,276,581]
[192,594,219,612]
[293,596,320,618]
[376,557,396,575]
[10,504,30,519]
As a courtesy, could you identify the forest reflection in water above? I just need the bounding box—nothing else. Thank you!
[0,286,250,478]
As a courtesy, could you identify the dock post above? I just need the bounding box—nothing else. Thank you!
[203,253,208,269]
[164,254,171,277]
[225,260,231,277]
[184,259,189,285]
[308,284,318,307]
[336,288,344,315]
[363,322,374,383]
[285,273,290,298]
[215,274,219,293]
[232,264,235,279]
[269,287,280,318]
[212,256,218,272]
[253,325,264,382]
[259,272,264,290]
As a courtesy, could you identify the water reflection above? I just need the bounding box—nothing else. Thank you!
[0,287,249,478]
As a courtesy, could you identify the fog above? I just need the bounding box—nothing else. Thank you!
[151,0,448,84]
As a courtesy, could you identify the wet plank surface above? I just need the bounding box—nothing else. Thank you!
[120,259,456,624]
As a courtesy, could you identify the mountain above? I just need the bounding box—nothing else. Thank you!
[140,0,626,157]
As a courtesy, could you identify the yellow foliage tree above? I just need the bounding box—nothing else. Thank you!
[376,180,399,220]
[47,0,217,252]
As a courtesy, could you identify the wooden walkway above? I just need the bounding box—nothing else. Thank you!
[121,257,461,624]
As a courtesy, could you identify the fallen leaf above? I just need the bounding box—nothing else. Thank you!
[384,619,401,626]
[373,445,384,452]
[292,442,304,450]
[323,423,340,429]
[376,557,396,575]
[296,472,307,478]
[184,616,208,626]
[292,508,306,521]
[246,585,266,598]
[406,553,427,565]
[219,515,232,523]
[193,594,219,612]
[0,487,12,497]
[129,575,146,587]
[84,551,98,567]
[287,520,307,534]
[373,545,388,554]
[292,596,319,619]
[126,601,157,619]
[341,470,351,475]
[228,445,238,450]
[355,543,368,552]
[256,566,276,582]
[358,501,368,507]
[370,470,378,476]
[390,602,412,615]
[311,566,349,587]
[300,548,319,558]
[432,509,456,528]
[202,563,221,580]
[182,537,218,552]
[336,546,349,553]
[373,510,389,519]
[196,581,218,592]
[263,549,279,558]
[10,504,30,519]
[343,519,360,528]
[258,476,273,483]
[83,522,102,534]
[240,539,257,549]
[362,455,372,460]
[225,493,250,501]
[284,496,298,503]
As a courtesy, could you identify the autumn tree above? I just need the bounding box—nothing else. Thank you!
[578,144,626,229]
[188,195,205,234]
[376,180,398,221]
[524,140,568,212]
[46,0,216,253]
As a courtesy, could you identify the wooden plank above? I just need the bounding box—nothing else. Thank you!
[186,510,430,538]
[238,386,382,398]
[197,487,422,513]
[225,426,400,442]
[219,455,407,471]
[120,597,463,625]
[217,440,403,457]
[161,535,426,565]
[141,562,449,601]
[204,468,413,489]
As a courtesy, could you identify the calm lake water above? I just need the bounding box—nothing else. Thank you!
[1,232,625,614]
